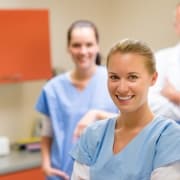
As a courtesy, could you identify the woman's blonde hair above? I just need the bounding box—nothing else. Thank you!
[106,39,156,74]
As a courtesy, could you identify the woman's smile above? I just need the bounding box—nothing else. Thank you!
[116,95,134,101]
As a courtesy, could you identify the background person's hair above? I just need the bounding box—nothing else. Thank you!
[106,39,156,74]
[67,20,101,65]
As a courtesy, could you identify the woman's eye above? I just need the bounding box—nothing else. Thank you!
[109,75,119,80]
[128,75,138,81]
[71,43,80,48]
[86,43,93,47]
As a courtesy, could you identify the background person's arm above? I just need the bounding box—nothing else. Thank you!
[73,110,118,137]
[161,79,180,105]
[41,117,69,180]
[151,161,180,180]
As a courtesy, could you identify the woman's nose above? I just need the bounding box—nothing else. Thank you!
[117,79,129,93]
[79,46,88,54]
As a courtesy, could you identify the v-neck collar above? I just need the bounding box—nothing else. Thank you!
[65,67,99,94]
[109,116,158,157]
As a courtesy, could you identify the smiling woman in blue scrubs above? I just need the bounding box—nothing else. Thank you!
[71,39,180,180]
[35,20,118,180]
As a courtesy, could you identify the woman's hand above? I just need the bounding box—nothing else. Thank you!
[42,165,69,180]
[74,110,118,138]
[74,110,97,138]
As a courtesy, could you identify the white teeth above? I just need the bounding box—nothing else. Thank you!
[117,95,132,100]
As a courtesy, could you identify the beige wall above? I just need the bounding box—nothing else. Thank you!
[102,0,180,53]
[0,0,179,142]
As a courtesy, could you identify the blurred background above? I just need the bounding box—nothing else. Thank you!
[0,0,179,143]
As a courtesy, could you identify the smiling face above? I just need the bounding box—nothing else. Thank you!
[107,52,157,114]
[67,27,99,70]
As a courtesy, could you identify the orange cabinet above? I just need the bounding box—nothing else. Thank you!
[0,167,44,180]
[0,10,52,83]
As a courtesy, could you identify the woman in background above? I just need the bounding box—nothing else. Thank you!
[35,20,118,180]
[71,39,180,180]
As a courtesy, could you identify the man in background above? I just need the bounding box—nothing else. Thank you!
[148,2,180,123]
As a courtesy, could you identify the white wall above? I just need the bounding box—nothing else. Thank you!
[0,0,179,142]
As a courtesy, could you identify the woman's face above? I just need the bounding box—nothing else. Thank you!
[107,52,157,114]
[68,27,99,70]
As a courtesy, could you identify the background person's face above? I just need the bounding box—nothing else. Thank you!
[107,52,157,113]
[68,27,99,70]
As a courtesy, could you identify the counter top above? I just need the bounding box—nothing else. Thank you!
[0,150,41,175]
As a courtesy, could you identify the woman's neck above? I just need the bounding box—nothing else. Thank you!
[70,65,97,90]
[72,65,97,81]
[116,105,154,130]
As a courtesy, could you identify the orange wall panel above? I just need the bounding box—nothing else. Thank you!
[0,9,52,83]
[0,168,45,180]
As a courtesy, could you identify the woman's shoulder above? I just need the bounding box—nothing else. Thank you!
[161,118,180,138]
[48,72,68,83]
[98,65,107,71]
[94,66,108,82]
[81,118,115,153]
[148,116,180,140]
[71,118,115,165]
[155,116,180,134]
[153,116,180,169]
[43,72,69,89]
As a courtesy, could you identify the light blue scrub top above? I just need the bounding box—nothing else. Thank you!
[35,66,118,180]
[71,116,180,180]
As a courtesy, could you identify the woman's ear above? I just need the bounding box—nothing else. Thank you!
[151,72,158,86]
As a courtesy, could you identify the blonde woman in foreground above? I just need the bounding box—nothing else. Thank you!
[70,39,180,180]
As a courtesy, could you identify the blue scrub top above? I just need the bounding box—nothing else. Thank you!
[35,66,118,180]
[71,116,180,180]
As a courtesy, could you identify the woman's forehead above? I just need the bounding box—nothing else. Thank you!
[108,52,146,64]
[107,52,148,72]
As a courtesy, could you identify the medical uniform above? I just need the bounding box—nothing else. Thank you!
[71,116,180,180]
[148,43,180,121]
[35,66,118,180]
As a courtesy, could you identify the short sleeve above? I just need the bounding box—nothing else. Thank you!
[35,88,50,116]
[153,122,180,169]
[70,120,108,166]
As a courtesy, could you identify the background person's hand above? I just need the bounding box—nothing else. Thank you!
[74,110,118,138]
[74,110,97,138]
[42,165,69,180]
